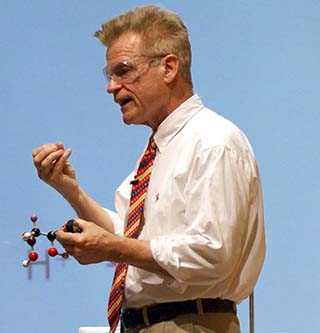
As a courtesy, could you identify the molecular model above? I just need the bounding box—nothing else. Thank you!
[21,214,69,267]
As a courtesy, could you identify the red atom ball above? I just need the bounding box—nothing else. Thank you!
[48,247,58,257]
[28,251,38,261]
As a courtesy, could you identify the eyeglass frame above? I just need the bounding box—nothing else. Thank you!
[103,55,165,85]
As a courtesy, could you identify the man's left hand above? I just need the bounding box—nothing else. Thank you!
[56,218,118,265]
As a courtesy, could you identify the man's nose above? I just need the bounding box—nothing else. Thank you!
[107,77,122,94]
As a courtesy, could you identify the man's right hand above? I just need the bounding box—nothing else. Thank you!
[32,142,78,200]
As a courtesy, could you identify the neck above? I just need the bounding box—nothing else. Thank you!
[168,85,194,115]
[148,84,194,131]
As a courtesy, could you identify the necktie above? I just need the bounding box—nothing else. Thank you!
[108,137,157,333]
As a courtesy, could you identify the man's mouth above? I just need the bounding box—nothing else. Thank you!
[119,98,133,107]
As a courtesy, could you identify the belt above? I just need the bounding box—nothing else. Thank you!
[121,298,236,330]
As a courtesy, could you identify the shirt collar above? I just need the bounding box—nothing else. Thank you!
[153,94,203,153]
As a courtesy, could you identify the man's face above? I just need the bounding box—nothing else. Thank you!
[105,32,168,129]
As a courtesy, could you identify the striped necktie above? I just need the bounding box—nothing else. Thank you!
[108,137,157,333]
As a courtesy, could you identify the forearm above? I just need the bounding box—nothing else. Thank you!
[112,237,169,275]
[65,185,114,233]
[57,222,170,275]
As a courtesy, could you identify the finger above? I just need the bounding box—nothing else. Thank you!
[63,245,76,255]
[56,228,79,245]
[55,142,65,150]
[32,142,65,157]
[50,148,72,177]
[56,228,74,242]
[32,143,58,159]
[72,218,87,231]
[33,144,62,170]
[37,150,65,179]
[32,144,48,158]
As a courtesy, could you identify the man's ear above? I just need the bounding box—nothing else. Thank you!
[162,54,180,83]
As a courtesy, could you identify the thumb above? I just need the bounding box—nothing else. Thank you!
[72,218,88,232]
[63,218,85,233]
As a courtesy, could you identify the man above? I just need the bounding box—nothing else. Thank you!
[32,5,265,333]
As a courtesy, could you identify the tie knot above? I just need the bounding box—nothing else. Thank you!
[146,136,157,154]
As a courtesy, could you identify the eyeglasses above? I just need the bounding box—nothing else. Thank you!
[103,56,162,85]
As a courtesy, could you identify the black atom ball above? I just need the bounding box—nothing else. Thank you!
[47,231,56,241]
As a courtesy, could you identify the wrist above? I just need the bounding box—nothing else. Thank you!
[61,184,85,210]
[112,237,151,265]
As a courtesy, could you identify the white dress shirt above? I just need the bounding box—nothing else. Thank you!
[106,94,266,308]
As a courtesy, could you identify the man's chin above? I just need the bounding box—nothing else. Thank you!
[122,113,138,126]
[121,110,143,126]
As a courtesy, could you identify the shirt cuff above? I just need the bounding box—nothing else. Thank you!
[150,237,188,292]
[103,208,124,237]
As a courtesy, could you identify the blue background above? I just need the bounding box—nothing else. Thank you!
[1,1,319,332]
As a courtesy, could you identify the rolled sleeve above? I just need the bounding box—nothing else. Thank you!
[103,208,124,237]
